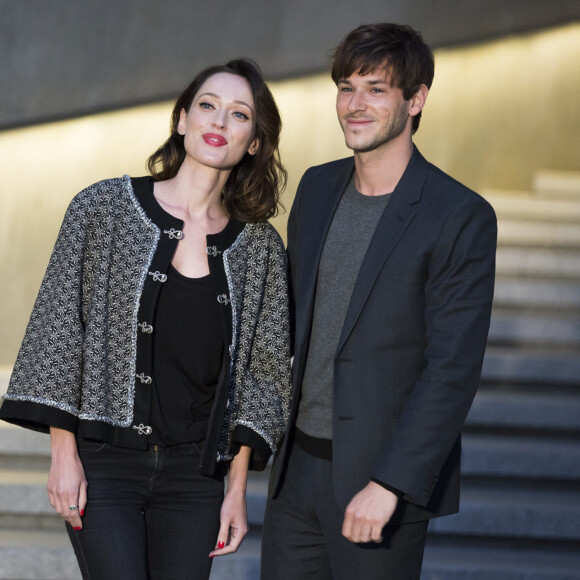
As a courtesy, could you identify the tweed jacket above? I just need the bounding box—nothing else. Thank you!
[1,176,292,475]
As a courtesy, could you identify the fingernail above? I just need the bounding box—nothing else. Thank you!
[217,541,225,549]
[73,526,81,531]
[80,509,85,517]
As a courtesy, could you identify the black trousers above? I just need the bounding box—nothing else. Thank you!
[261,442,428,580]
[67,440,223,580]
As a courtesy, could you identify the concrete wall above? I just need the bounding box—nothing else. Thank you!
[2,0,580,128]
[2,23,580,367]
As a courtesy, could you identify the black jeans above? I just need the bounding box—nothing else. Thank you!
[67,440,224,580]
[262,442,428,580]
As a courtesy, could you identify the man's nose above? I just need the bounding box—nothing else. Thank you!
[347,90,365,112]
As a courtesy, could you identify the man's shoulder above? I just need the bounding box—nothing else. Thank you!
[301,156,354,183]
[421,156,493,213]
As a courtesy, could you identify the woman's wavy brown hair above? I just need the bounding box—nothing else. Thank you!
[147,58,287,223]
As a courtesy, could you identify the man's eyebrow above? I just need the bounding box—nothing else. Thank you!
[337,78,388,86]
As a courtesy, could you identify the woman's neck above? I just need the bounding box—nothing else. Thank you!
[155,161,230,221]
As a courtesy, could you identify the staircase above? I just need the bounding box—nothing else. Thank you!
[423,172,580,579]
[1,172,579,579]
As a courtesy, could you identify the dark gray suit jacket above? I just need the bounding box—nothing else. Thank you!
[269,146,497,524]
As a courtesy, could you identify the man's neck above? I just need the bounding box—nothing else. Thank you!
[353,138,413,197]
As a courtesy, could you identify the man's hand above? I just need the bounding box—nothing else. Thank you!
[342,481,398,543]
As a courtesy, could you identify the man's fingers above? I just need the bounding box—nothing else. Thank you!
[371,524,383,543]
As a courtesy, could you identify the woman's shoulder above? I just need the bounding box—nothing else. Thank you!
[72,175,131,203]
[65,176,141,220]
[243,221,284,246]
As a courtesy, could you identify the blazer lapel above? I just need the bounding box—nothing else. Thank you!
[336,147,430,355]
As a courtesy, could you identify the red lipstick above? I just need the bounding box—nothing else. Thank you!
[203,133,227,146]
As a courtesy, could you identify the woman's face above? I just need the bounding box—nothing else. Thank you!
[178,72,259,172]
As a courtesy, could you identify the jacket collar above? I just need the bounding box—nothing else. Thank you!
[130,176,245,248]
[336,145,430,355]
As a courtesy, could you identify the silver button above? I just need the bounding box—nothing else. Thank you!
[136,373,152,384]
[228,344,234,357]
[217,294,230,305]
[164,228,184,240]
[138,322,153,334]
[148,271,167,283]
[133,424,152,435]
[206,246,221,257]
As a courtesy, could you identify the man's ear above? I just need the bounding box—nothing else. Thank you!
[409,84,429,117]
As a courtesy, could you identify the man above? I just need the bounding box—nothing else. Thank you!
[261,23,497,579]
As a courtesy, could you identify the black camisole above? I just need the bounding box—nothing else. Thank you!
[149,264,224,446]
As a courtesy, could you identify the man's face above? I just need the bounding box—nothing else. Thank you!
[336,69,411,154]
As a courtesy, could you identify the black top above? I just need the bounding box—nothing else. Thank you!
[149,265,224,446]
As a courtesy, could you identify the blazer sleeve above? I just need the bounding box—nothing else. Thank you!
[231,227,293,470]
[0,192,92,434]
[371,195,497,507]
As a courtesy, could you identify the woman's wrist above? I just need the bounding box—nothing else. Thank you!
[49,426,78,455]
[227,444,251,493]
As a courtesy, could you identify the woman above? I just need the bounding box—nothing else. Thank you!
[0,58,291,579]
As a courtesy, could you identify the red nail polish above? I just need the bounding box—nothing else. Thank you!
[217,541,225,549]
[73,526,81,531]
[80,509,85,517]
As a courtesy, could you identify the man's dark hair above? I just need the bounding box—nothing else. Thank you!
[331,23,435,134]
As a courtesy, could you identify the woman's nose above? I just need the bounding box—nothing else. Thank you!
[212,110,227,129]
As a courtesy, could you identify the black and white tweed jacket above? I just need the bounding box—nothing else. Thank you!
[1,176,292,474]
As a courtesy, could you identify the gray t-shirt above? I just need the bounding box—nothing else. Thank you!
[296,177,391,439]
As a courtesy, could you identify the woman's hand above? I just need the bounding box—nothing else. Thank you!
[47,427,87,530]
[209,445,251,557]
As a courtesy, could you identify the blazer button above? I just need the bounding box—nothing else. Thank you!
[135,373,152,384]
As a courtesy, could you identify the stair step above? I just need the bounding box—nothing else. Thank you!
[484,191,580,222]
[493,277,580,310]
[466,388,580,432]
[498,220,580,248]
[533,170,580,200]
[246,470,269,526]
[0,367,10,396]
[0,528,78,580]
[488,311,580,347]
[496,247,580,279]
[461,434,580,480]
[422,543,580,580]
[428,486,580,540]
[482,347,580,384]
[0,470,53,516]
[0,422,50,456]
